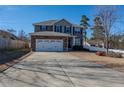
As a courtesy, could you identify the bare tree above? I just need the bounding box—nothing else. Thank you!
[91,16,105,47]
[18,30,29,42]
[95,6,119,54]
[18,30,24,40]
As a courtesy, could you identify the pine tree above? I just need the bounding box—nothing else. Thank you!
[80,15,90,45]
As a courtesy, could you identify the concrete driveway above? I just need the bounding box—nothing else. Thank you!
[0,52,124,87]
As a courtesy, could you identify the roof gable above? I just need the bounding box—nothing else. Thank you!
[54,19,72,26]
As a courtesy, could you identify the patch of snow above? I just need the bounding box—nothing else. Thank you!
[83,45,124,54]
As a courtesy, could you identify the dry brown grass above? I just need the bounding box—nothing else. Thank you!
[0,49,31,72]
[69,51,124,72]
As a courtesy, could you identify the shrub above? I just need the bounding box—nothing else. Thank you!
[25,43,29,49]
[73,46,83,50]
[72,45,89,51]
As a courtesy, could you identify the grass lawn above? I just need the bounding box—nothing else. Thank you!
[70,51,124,73]
[0,49,31,72]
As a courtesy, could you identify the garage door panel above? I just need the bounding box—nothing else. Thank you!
[36,39,63,52]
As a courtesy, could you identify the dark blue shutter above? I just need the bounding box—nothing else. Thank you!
[40,26,42,31]
[81,28,82,34]
[46,26,48,31]
[51,26,53,31]
[73,27,75,35]
[70,27,71,33]
[60,26,62,32]
[55,26,56,32]
[64,26,66,33]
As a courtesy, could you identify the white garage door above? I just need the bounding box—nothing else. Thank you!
[36,39,63,52]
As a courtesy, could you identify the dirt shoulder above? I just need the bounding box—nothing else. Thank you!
[69,51,124,72]
[0,49,31,72]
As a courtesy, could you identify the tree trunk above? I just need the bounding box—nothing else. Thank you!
[84,30,86,46]
[106,33,109,55]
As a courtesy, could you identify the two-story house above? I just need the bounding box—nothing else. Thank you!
[30,19,84,52]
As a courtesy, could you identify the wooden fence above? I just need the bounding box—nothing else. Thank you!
[0,38,28,49]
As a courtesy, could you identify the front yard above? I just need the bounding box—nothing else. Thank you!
[70,51,124,73]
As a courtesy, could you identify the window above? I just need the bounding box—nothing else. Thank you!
[47,26,53,31]
[64,26,71,33]
[40,26,46,31]
[66,26,71,33]
[75,38,81,45]
[74,27,81,35]
[74,27,80,32]
[55,25,62,32]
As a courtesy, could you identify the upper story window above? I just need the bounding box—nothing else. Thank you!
[74,27,81,35]
[66,26,71,32]
[64,26,71,33]
[40,26,46,31]
[47,26,53,31]
[55,25,62,32]
[74,27,80,32]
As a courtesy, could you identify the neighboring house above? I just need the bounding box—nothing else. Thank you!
[0,30,28,49]
[0,30,18,40]
[30,19,84,52]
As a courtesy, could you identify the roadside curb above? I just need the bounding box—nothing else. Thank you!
[0,51,33,72]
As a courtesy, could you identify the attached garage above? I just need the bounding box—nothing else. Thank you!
[36,39,63,52]
[30,31,73,52]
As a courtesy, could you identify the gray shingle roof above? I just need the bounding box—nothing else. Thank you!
[33,20,58,26]
[29,31,73,37]
[33,19,83,28]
